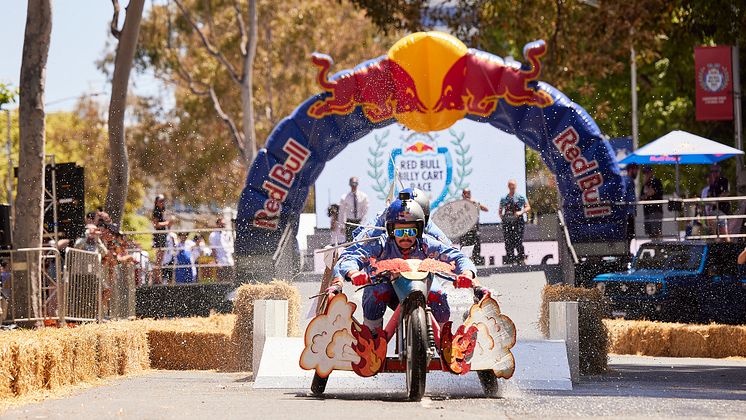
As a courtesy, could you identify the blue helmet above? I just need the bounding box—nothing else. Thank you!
[385,198,425,238]
[401,187,431,223]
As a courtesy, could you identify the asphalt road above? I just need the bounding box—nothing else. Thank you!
[4,355,746,419]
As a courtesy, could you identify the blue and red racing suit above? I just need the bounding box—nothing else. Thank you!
[335,234,476,326]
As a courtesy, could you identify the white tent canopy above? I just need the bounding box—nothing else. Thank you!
[619,130,744,196]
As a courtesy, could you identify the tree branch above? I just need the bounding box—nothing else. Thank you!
[208,87,246,159]
[233,0,248,57]
[168,49,210,95]
[173,0,241,84]
[110,0,122,39]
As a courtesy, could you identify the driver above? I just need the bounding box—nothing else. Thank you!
[332,197,481,331]
[351,188,450,245]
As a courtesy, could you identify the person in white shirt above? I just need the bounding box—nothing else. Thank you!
[209,216,235,281]
[338,176,369,242]
[161,230,179,284]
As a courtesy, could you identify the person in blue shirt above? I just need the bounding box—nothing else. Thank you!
[332,197,479,331]
[499,179,531,265]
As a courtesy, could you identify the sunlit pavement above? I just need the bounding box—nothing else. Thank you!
[4,355,746,419]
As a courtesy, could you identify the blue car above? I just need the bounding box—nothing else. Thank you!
[593,241,745,324]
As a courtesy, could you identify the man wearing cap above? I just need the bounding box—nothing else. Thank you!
[499,181,529,265]
[74,224,108,255]
[339,176,369,242]
[640,166,663,240]
[624,164,639,243]
[706,164,731,239]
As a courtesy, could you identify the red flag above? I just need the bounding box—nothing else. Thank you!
[695,46,734,121]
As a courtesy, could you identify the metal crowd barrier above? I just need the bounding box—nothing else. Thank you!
[0,247,62,324]
[64,248,103,322]
[105,263,136,320]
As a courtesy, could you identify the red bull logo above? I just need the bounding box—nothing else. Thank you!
[404,141,435,153]
[434,41,553,116]
[307,32,554,133]
[308,53,427,123]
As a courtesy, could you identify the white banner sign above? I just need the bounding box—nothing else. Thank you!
[315,119,526,228]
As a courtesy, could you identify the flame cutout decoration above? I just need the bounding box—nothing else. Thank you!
[350,324,387,377]
[440,321,479,374]
[456,295,517,379]
[299,293,360,378]
[370,257,456,276]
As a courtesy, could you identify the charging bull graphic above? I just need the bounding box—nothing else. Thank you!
[434,41,554,114]
[235,31,627,263]
[308,54,427,123]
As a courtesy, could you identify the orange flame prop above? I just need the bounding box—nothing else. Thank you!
[350,324,387,377]
[440,321,479,374]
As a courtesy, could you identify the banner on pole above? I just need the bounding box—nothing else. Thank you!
[695,46,734,121]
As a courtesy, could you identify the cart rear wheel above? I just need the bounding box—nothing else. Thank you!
[311,373,328,396]
[405,306,428,401]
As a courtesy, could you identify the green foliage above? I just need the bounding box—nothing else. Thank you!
[0,98,146,219]
[0,83,18,108]
[350,0,746,196]
[130,0,400,206]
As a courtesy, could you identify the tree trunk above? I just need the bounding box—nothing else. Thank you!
[105,0,145,226]
[241,0,258,165]
[14,0,52,322]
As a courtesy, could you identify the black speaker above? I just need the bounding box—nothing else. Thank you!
[43,163,85,240]
[0,204,11,249]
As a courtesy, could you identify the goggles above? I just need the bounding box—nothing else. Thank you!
[393,227,418,238]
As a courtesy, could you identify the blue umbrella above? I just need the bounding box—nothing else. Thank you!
[619,130,743,196]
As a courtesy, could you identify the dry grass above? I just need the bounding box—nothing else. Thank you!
[231,281,301,371]
[0,322,150,401]
[540,284,609,374]
[606,319,746,358]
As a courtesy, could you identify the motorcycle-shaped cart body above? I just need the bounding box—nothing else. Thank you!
[299,259,517,401]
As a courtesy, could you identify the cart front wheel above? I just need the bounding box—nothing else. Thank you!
[405,306,428,401]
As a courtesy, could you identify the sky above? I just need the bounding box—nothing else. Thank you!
[0,1,157,112]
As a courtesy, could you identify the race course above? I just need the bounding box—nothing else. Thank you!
[4,355,746,419]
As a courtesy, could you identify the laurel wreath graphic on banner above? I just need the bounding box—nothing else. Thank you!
[367,130,391,200]
[446,129,472,202]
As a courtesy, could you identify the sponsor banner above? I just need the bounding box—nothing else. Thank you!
[695,46,734,121]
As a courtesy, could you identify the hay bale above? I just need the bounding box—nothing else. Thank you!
[605,319,746,358]
[540,284,609,374]
[148,331,238,371]
[69,326,99,383]
[231,281,301,371]
[95,326,119,378]
[38,329,71,390]
[0,321,149,401]
[0,341,13,399]
[10,333,43,396]
[706,325,746,358]
[143,314,237,371]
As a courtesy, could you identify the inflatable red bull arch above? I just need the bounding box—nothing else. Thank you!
[235,32,626,271]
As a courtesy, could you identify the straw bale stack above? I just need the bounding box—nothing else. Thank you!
[606,319,746,358]
[231,281,301,371]
[0,321,150,401]
[540,284,609,374]
[144,315,239,371]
